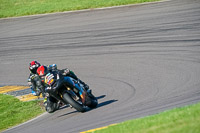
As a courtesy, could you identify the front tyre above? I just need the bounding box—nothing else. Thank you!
[62,92,86,112]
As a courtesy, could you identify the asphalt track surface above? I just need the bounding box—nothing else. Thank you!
[1,0,200,132]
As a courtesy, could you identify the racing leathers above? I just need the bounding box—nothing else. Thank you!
[28,73,45,97]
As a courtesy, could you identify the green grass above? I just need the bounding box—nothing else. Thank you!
[91,102,200,133]
[0,94,45,132]
[1,93,200,133]
[0,0,159,18]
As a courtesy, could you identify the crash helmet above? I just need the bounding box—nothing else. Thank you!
[48,64,57,71]
[29,61,41,74]
[37,65,48,76]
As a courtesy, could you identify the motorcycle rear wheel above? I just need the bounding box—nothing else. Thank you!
[88,93,98,109]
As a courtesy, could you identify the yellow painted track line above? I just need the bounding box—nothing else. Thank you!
[0,86,29,93]
[80,124,117,133]
[16,94,43,102]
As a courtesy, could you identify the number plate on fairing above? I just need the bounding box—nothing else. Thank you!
[45,73,55,86]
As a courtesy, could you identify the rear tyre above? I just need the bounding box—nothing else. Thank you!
[88,94,98,109]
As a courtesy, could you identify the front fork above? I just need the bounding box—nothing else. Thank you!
[65,85,86,104]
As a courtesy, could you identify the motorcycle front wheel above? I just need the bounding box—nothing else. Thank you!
[62,92,86,112]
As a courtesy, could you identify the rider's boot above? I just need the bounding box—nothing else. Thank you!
[31,87,40,96]
[31,89,36,96]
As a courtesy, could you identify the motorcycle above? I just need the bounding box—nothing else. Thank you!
[43,71,98,112]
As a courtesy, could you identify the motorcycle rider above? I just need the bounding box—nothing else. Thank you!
[28,61,45,97]
[36,65,60,113]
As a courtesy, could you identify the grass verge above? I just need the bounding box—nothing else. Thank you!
[0,94,45,132]
[88,102,200,133]
[0,0,159,18]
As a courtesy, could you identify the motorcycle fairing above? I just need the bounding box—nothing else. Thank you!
[63,76,86,104]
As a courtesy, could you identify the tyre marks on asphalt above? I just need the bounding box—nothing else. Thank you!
[0,86,43,101]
